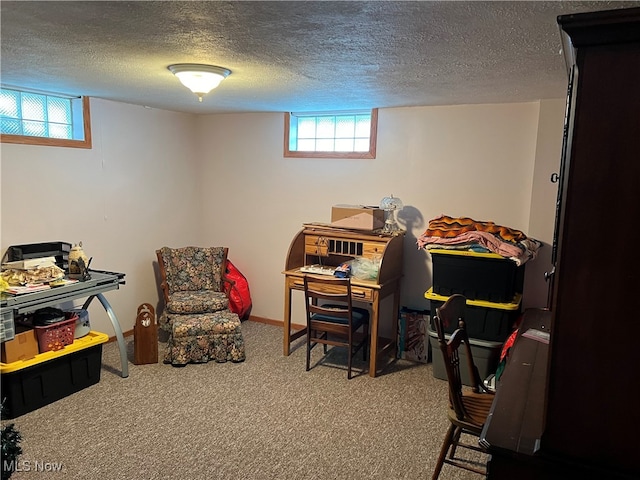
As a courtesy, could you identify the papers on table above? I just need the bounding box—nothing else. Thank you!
[2,256,57,270]
[522,328,550,344]
[4,278,79,295]
[5,284,51,295]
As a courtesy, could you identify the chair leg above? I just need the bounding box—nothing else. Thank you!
[306,330,312,372]
[363,323,369,360]
[347,337,353,380]
[449,426,463,459]
[432,422,456,480]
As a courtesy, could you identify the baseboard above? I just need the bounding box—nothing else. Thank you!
[106,329,133,343]
[247,315,305,331]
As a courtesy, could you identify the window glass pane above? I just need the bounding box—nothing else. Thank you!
[288,115,298,150]
[354,138,370,151]
[1,117,22,135]
[335,138,354,151]
[316,138,334,150]
[298,117,316,138]
[298,139,316,151]
[70,97,85,141]
[335,116,355,138]
[316,117,335,138]
[21,93,46,121]
[0,90,19,117]
[49,123,72,139]
[355,115,371,137]
[22,120,47,137]
[47,97,71,123]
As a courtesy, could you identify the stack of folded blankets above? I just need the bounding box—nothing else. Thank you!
[417,214,541,266]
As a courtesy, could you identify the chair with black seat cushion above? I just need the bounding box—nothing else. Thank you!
[432,294,494,480]
[303,274,370,379]
[156,246,246,366]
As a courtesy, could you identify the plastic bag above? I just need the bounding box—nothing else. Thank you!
[224,260,252,320]
[349,256,380,280]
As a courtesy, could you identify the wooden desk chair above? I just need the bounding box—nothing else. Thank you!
[303,274,370,379]
[432,294,495,480]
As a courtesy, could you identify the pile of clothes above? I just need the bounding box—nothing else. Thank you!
[417,214,541,266]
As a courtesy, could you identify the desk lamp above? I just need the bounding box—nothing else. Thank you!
[380,195,403,233]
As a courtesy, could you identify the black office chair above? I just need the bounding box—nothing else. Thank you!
[303,274,370,379]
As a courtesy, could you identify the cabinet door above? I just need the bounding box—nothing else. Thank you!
[545,41,640,474]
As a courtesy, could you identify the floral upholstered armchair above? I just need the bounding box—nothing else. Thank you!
[156,246,246,365]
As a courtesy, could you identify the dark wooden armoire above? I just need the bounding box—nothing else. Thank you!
[485,7,640,479]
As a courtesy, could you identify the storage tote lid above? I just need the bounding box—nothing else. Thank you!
[33,307,65,326]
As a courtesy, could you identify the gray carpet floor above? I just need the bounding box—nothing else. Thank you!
[4,321,487,479]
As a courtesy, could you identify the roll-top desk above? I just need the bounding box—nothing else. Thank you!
[282,224,404,377]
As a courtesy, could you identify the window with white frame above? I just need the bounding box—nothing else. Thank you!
[284,108,377,158]
[0,86,92,148]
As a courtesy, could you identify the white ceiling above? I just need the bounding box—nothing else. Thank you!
[2,1,639,114]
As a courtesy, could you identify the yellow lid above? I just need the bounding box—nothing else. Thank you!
[424,287,521,310]
[0,330,109,373]
[428,248,507,260]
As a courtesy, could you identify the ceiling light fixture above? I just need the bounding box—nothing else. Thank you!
[167,64,231,102]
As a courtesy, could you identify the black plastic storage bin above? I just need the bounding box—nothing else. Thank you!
[430,249,525,303]
[428,324,502,386]
[425,288,521,342]
[0,332,107,419]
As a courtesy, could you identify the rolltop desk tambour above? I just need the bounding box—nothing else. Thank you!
[282,224,404,377]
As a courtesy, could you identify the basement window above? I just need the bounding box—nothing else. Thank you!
[284,108,377,159]
[0,86,92,148]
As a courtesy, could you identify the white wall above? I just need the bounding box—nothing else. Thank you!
[1,98,565,337]
[196,102,556,337]
[1,99,203,336]
[523,98,566,309]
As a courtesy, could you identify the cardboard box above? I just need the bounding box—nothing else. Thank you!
[1,326,39,364]
[331,205,385,231]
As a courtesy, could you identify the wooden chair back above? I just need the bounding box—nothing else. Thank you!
[303,274,354,330]
[433,294,486,421]
[303,274,370,379]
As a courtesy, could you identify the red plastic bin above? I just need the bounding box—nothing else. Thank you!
[34,313,78,352]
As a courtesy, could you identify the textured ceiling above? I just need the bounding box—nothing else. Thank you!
[2,1,640,114]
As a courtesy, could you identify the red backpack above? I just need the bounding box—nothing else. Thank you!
[224,260,252,320]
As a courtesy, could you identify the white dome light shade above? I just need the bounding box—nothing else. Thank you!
[168,64,231,102]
